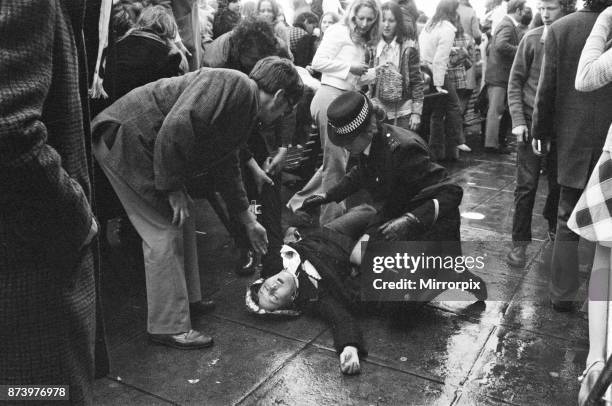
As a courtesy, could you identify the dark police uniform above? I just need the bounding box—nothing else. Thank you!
[326,123,464,242]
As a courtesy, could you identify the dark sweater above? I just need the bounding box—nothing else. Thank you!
[508,26,545,128]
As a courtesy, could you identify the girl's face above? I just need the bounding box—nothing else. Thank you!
[228,0,241,13]
[382,10,397,41]
[353,6,376,36]
[258,1,275,23]
[320,14,335,33]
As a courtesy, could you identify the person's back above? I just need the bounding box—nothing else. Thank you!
[457,2,481,43]
[533,10,612,175]
[105,30,183,103]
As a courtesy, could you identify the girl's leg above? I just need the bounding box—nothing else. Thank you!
[579,244,611,405]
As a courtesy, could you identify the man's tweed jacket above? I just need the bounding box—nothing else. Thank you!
[0,1,106,404]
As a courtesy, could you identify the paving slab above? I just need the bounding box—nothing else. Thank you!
[102,292,147,350]
[241,346,456,406]
[428,268,519,327]
[459,186,504,212]
[453,389,517,406]
[209,277,328,342]
[107,315,307,406]
[451,168,515,192]
[460,227,542,277]
[313,305,494,385]
[93,378,173,405]
[502,278,588,342]
[464,325,587,406]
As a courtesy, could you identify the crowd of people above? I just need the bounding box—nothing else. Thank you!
[2,0,612,404]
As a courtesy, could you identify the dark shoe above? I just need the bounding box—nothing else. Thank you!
[467,274,488,302]
[190,299,216,315]
[550,298,575,313]
[506,246,527,268]
[235,248,256,276]
[149,329,213,349]
[485,146,511,154]
[547,230,556,242]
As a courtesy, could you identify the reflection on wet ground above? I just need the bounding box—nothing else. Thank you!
[96,138,588,405]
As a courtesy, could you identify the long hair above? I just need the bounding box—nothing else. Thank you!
[257,0,281,21]
[425,0,459,32]
[136,5,178,41]
[584,0,612,12]
[344,0,383,46]
[294,12,318,30]
[381,2,412,43]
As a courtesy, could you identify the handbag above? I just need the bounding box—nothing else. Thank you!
[375,50,404,104]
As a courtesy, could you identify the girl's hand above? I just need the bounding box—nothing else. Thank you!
[409,114,421,131]
[349,62,369,76]
[435,86,448,94]
[253,167,274,194]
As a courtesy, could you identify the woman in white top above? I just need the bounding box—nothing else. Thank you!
[569,7,612,406]
[418,0,465,161]
[288,0,382,225]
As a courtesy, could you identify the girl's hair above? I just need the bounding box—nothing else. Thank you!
[137,5,178,40]
[344,0,383,46]
[584,0,612,12]
[256,0,280,20]
[425,0,459,32]
[529,12,543,29]
[381,2,413,42]
[294,12,319,30]
[319,11,340,28]
[111,1,144,39]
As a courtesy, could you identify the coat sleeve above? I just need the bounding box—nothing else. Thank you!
[395,145,463,227]
[326,165,364,203]
[575,10,612,92]
[0,1,93,253]
[403,46,424,115]
[532,28,558,141]
[409,182,463,228]
[493,22,518,59]
[311,25,352,78]
[209,150,249,214]
[314,294,367,356]
[202,34,231,68]
[431,24,455,86]
[507,35,532,128]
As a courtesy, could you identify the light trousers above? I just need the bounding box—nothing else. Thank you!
[94,138,201,334]
[485,85,507,148]
[287,84,349,225]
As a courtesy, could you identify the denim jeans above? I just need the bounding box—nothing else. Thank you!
[429,76,464,160]
[512,136,560,245]
[287,85,349,225]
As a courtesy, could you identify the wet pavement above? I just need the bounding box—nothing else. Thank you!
[95,134,589,405]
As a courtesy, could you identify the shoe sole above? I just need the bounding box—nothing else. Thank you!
[149,336,214,350]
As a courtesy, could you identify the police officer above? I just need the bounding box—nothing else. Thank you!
[300,91,464,244]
